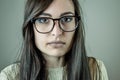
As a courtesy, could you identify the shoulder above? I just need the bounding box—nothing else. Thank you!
[88,57,109,80]
[0,63,20,80]
[96,58,109,80]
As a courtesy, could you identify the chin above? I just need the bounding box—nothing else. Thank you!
[47,51,66,57]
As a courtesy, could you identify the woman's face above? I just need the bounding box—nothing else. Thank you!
[34,0,75,57]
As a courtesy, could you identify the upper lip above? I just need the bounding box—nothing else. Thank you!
[47,41,66,45]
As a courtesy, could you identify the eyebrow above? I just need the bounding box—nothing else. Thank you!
[40,13,52,17]
[60,12,74,17]
[40,12,74,17]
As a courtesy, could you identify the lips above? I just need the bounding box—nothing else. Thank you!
[47,41,65,48]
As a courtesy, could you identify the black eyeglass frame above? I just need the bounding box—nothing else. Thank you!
[31,16,81,34]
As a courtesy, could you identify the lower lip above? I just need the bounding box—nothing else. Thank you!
[48,43,65,48]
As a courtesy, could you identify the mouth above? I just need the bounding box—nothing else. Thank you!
[47,41,66,48]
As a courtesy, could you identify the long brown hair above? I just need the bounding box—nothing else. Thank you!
[20,0,91,80]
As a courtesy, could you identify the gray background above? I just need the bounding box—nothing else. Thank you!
[0,0,120,80]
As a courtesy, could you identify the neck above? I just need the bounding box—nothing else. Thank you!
[43,55,65,68]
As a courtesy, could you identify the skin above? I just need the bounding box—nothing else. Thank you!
[34,0,75,68]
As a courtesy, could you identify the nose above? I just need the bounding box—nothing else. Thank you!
[51,21,63,37]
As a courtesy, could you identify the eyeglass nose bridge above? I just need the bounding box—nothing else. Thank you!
[51,18,64,32]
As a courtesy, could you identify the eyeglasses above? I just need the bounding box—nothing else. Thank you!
[31,16,80,34]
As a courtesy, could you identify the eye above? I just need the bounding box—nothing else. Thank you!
[60,16,73,23]
[36,17,49,24]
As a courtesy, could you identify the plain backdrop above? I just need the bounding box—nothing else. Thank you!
[0,0,120,80]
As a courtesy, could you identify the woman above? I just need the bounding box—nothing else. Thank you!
[0,0,108,80]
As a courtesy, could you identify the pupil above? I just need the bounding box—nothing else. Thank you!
[38,18,48,23]
[61,17,72,23]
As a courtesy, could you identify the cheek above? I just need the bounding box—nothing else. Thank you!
[68,32,74,40]
[34,30,47,50]
[66,32,75,46]
[35,35,43,46]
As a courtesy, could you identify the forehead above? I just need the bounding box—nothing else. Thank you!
[43,0,75,17]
